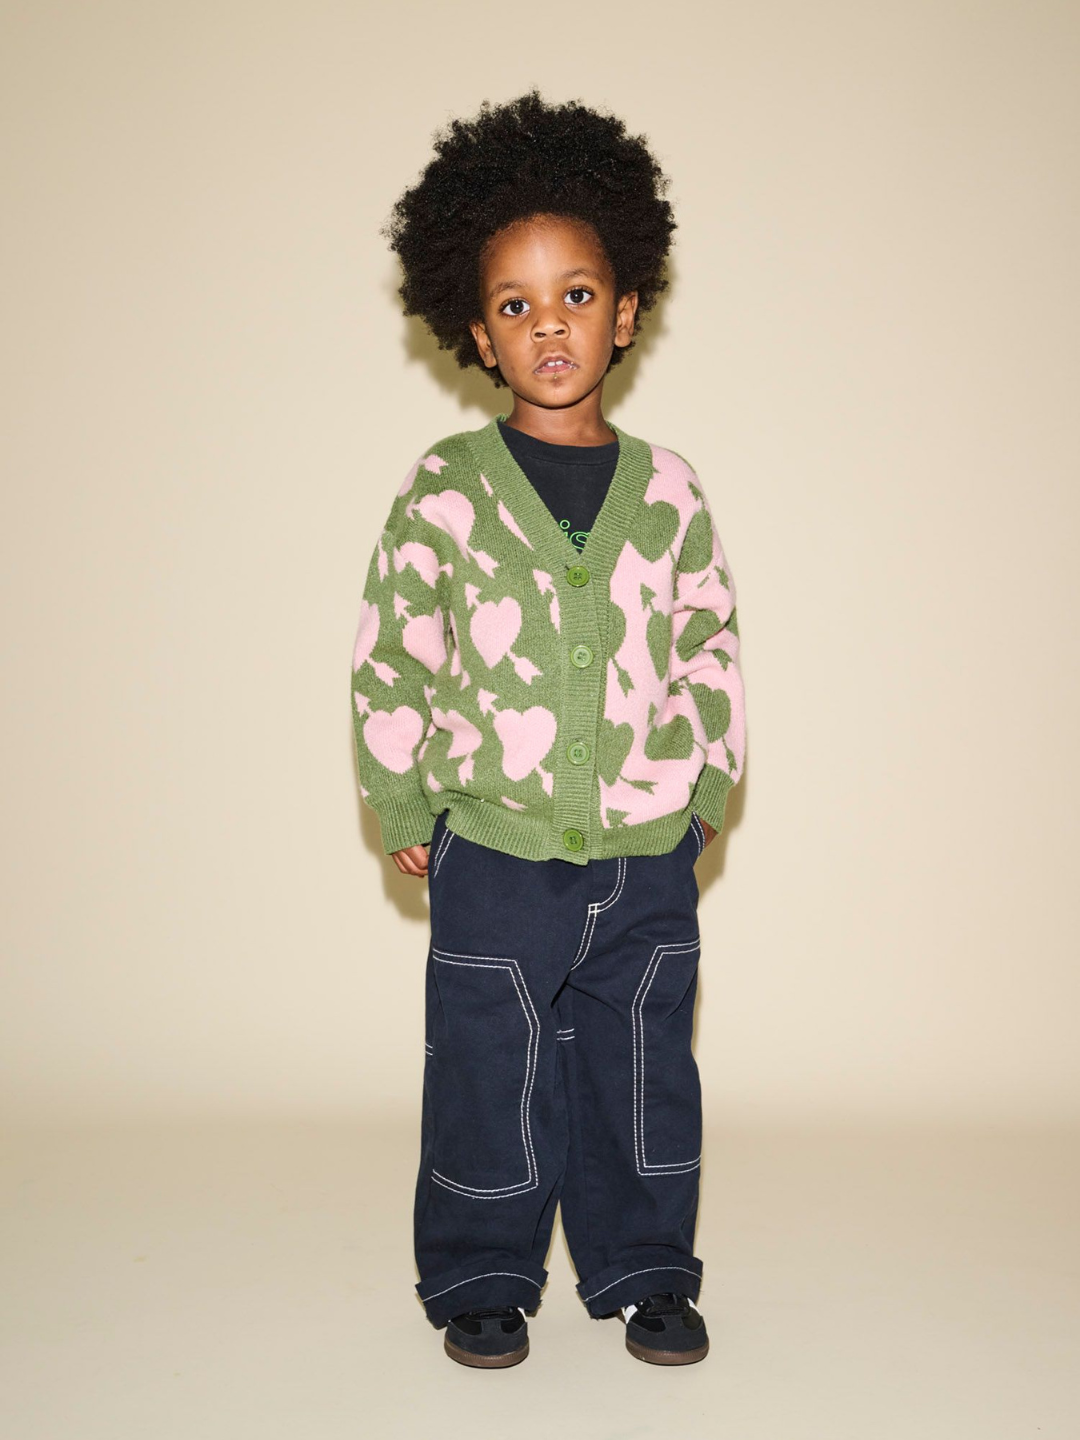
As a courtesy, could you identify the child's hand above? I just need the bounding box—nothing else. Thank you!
[391,842,430,878]
[700,818,718,847]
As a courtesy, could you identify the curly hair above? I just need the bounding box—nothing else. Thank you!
[380,89,677,388]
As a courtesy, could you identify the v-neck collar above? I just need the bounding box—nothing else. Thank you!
[467,411,655,584]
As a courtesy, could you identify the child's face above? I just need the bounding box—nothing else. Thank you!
[469,214,637,412]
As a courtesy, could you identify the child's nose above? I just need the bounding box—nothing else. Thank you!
[532,313,568,338]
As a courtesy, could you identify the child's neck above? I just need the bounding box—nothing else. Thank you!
[502,403,616,448]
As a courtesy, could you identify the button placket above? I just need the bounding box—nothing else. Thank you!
[465,417,657,863]
[555,559,604,858]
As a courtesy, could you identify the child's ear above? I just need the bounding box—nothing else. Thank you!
[469,318,497,368]
[615,290,639,345]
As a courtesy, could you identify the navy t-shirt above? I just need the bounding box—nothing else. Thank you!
[497,418,618,553]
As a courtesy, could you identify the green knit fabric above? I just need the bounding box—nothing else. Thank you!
[350,413,745,864]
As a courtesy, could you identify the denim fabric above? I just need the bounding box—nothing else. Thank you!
[414,809,709,1327]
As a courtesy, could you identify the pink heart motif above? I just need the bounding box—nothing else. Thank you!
[363,705,424,774]
[470,596,522,669]
[493,705,557,782]
[352,599,379,672]
[394,541,441,589]
[402,608,447,673]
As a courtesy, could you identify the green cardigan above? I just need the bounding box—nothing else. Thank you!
[351,413,745,865]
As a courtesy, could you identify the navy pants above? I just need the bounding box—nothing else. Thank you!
[414,809,709,1327]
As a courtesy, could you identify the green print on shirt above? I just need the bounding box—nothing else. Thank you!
[558,518,590,551]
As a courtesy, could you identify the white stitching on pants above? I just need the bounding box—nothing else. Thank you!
[690,813,705,856]
[430,948,540,1198]
[581,1264,703,1303]
[595,857,627,912]
[432,821,456,876]
[570,855,626,970]
[632,939,702,1175]
[421,1270,542,1302]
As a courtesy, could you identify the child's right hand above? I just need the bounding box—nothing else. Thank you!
[391,842,430,878]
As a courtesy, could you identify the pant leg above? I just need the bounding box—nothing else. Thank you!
[556,814,709,1318]
[413,810,591,1328]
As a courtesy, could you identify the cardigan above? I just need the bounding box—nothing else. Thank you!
[496,418,617,552]
[350,411,746,865]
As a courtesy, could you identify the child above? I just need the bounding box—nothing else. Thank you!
[351,90,746,1368]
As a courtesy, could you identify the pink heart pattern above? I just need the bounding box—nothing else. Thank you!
[493,705,557,782]
[352,599,379,672]
[353,434,745,832]
[470,596,522,668]
[402,607,447,673]
[363,705,424,774]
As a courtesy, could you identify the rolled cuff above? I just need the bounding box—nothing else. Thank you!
[576,1252,704,1319]
[416,1256,548,1327]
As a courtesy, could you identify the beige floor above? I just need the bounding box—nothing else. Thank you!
[1,1120,1077,1438]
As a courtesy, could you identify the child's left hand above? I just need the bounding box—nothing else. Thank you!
[700,818,717,847]
[390,842,430,877]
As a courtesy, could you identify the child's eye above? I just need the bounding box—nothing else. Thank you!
[498,286,594,317]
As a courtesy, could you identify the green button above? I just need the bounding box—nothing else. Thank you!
[563,828,585,851]
[570,644,594,668]
[567,741,590,765]
[566,565,590,586]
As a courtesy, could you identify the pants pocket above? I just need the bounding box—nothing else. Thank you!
[429,948,540,1199]
[632,938,702,1175]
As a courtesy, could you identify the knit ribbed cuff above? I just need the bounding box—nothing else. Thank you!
[689,764,734,836]
[369,790,436,854]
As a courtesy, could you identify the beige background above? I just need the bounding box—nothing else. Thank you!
[2,2,1078,1436]
[3,0,1078,1129]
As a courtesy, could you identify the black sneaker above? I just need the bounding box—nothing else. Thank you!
[621,1292,709,1365]
[443,1306,529,1368]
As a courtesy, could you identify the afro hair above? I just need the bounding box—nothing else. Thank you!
[380,88,677,388]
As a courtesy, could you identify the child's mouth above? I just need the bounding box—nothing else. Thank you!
[535,360,577,375]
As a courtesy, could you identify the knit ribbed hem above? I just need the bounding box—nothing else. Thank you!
[370,790,436,854]
[433,793,698,866]
[688,765,734,836]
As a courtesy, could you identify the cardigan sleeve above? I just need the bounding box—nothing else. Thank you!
[668,479,747,835]
[350,466,446,855]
